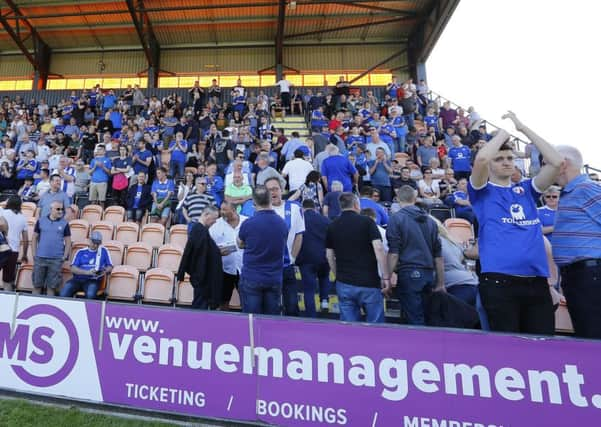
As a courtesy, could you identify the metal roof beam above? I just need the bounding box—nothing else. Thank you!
[285,16,415,39]
[275,0,286,80]
[125,0,155,67]
[330,1,415,15]
[125,0,165,86]
[0,0,53,88]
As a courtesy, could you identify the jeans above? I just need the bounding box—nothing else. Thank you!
[127,208,144,223]
[239,275,281,315]
[298,262,330,317]
[447,284,477,306]
[336,281,385,323]
[59,277,99,299]
[560,262,601,338]
[396,268,434,325]
[476,292,490,331]
[403,113,415,129]
[282,265,299,316]
[479,273,554,335]
[169,159,185,180]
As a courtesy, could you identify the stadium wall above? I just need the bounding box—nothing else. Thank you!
[1,293,600,427]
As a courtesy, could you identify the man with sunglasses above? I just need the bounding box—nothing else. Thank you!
[32,201,71,296]
[469,111,563,335]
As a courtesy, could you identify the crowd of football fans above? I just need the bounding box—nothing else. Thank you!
[0,75,599,338]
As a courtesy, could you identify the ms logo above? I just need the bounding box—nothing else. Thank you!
[0,304,79,387]
[510,204,526,221]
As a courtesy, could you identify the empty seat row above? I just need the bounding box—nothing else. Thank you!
[68,220,188,249]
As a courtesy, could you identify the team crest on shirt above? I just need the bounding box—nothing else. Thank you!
[509,204,526,221]
[501,203,540,225]
[512,186,525,195]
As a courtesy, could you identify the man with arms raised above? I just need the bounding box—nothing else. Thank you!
[469,111,562,334]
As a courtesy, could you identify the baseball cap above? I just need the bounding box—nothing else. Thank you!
[90,231,103,244]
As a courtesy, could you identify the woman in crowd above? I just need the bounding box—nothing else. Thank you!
[417,168,442,205]
[538,185,560,237]
[288,170,324,211]
[176,171,196,224]
[111,145,132,207]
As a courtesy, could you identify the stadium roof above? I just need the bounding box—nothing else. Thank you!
[0,0,459,86]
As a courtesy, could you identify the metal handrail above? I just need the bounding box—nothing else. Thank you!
[584,164,601,175]
[427,90,601,176]
[428,90,530,152]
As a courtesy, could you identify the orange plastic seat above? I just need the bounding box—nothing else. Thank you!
[168,224,188,250]
[103,240,125,266]
[124,242,153,271]
[21,202,37,219]
[103,205,126,226]
[115,222,140,246]
[555,302,574,334]
[176,276,193,305]
[107,265,140,301]
[90,221,115,242]
[140,223,165,248]
[69,241,88,262]
[156,244,183,272]
[444,218,474,245]
[142,268,174,304]
[69,219,90,243]
[16,263,34,292]
[81,205,103,223]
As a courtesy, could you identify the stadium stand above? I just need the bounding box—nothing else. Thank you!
[0,75,598,337]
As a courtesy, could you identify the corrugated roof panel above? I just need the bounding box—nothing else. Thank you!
[50,51,146,75]
[284,44,407,72]
[0,55,34,77]
[155,23,275,45]
[147,5,277,23]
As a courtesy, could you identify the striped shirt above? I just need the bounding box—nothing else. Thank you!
[552,174,601,266]
[183,192,216,222]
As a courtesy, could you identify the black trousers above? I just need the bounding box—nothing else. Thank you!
[222,271,239,305]
[192,283,209,310]
[281,92,291,111]
[561,261,601,339]
[479,273,554,335]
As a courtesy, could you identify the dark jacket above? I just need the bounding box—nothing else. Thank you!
[177,222,223,308]
[126,183,152,211]
[296,209,329,266]
[386,205,441,272]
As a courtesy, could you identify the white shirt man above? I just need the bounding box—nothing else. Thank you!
[282,155,314,192]
[275,79,292,93]
[209,214,247,276]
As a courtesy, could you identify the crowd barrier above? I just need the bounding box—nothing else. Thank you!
[1,292,600,426]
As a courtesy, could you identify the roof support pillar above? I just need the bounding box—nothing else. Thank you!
[275,0,286,81]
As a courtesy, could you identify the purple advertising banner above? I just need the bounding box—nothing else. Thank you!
[1,293,601,427]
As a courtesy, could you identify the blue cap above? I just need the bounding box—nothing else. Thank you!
[90,231,103,243]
